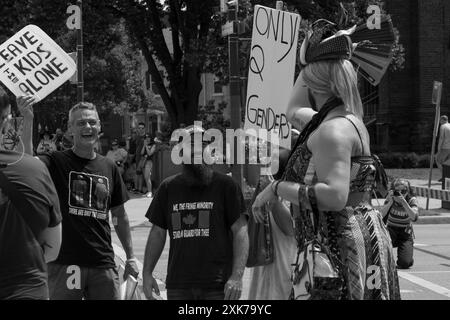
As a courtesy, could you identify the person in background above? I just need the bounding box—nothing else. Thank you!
[141,135,156,198]
[436,115,450,182]
[53,128,65,151]
[0,90,62,300]
[124,129,137,191]
[380,178,418,269]
[106,139,128,178]
[37,131,57,155]
[248,148,296,300]
[133,122,146,194]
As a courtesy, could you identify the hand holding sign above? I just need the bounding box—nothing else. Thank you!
[244,6,301,149]
[0,25,76,102]
[16,95,36,120]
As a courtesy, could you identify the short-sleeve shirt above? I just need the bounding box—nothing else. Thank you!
[385,196,418,228]
[0,151,61,299]
[135,135,145,164]
[39,149,129,268]
[146,171,246,289]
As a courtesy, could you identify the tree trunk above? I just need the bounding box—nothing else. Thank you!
[183,65,203,126]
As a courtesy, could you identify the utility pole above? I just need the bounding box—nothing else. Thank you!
[76,0,84,103]
[67,1,83,103]
[222,0,243,187]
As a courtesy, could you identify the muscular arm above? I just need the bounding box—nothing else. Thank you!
[276,120,354,212]
[111,204,134,259]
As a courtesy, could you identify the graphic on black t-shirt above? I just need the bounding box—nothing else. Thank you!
[171,202,213,239]
[68,171,110,220]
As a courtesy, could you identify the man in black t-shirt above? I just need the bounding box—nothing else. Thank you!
[0,91,62,300]
[19,100,139,300]
[142,124,249,300]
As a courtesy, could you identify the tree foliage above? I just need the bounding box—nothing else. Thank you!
[0,0,152,132]
[0,0,405,132]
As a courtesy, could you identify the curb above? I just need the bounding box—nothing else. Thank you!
[414,216,450,225]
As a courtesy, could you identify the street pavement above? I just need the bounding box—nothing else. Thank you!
[112,178,450,300]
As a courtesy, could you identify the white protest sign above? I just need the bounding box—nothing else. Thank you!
[0,25,76,102]
[244,6,301,150]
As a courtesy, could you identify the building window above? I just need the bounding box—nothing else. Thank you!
[361,78,378,119]
[213,76,223,95]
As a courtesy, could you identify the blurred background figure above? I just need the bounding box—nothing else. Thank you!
[106,139,128,178]
[141,134,157,198]
[436,115,450,182]
[53,128,65,151]
[380,178,418,269]
[36,131,57,154]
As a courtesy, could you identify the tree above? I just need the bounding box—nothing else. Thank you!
[104,0,403,130]
[0,1,152,132]
[97,0,221,130]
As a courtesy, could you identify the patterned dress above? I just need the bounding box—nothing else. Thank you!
[285,116,401,300]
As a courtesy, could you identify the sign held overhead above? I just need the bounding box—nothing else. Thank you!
[0,25,76,102]
[244,5,301,149]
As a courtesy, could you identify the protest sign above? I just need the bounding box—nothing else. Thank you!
[0,25,76,102]
[244,5,301,149]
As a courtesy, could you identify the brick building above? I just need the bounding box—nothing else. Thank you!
[374,0,449,153]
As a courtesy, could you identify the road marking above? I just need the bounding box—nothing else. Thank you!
[398,271,450,298]
[414,243,429,247]
[400,289,418,293]
[406,271,450,274]
[414,247,450,261]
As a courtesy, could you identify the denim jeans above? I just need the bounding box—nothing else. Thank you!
[388,225,414,269]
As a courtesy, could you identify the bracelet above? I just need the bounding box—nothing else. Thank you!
[271,180,282,197]
[298,184,312,211]
[126,257,138,263]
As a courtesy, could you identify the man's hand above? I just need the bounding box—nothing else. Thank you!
[143,273,160,300]
[224,275,243,300]
[16,96,36,119]
[124,258,139,280]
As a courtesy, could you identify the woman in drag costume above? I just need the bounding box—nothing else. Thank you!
[252,17,401,300]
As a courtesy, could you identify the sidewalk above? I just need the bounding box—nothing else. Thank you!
[407,179,450,224]
[123,193,153,227]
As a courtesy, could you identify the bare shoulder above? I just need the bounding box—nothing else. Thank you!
[312,117,356,145]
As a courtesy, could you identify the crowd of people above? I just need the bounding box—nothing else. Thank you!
[31,121,163,199]
[1,20,419,301]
